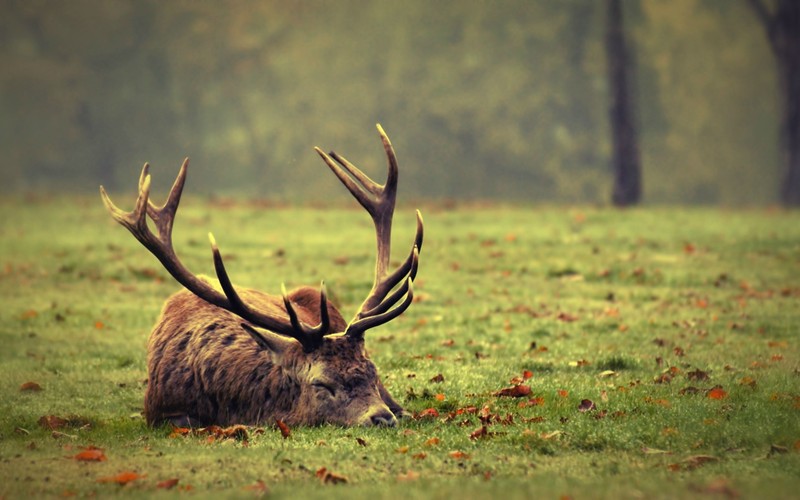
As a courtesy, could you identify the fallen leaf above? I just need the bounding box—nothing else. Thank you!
[493,384,531,398]
[556,312,579,322]
[429,373,445,383]
[557,390,569,398]
[242,480,269,496]
[397,470,420,481]
[20,381,43,392]
[356,437,368,447]
[276,419,291,439]
[424,437,441,447]
[417,408,440,419]
[739,376,757,389]
[169,427,191,438]
[96,472,143,485]
[518,397,545,408]
[20,309,38,320]
[577,399,596,412]
[156,478,179,490]
[449,450,470,460]
[522,370,533,379]
[316,467,347,485]
[682,455,719,470]
[707,387,728,400]
[687,369,710,381]
[768,444,789,457]
[412,452,427,460]
[470,425,489,440]
[73,447,106,462]
[435,393,446,401]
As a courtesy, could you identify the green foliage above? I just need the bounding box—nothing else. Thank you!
[0,1,782,204]
[1,197,799,498]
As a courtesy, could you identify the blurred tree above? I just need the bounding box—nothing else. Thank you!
[747,0,800,206]
[605,0,642,206]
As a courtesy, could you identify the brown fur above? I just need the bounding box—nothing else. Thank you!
[144,285,403,427]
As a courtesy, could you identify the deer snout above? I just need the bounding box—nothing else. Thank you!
[360,407,397,427]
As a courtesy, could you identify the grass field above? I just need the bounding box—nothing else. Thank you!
[1,195,799,499]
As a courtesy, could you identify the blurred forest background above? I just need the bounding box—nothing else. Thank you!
[0,0,786,205]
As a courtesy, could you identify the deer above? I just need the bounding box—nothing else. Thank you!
[100,125,423,428]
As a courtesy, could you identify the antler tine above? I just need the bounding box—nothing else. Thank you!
[316,125,423,339]
[100,163,152,243]
[146,157,188,241]
[347,278,415,338]
[103,160,333,349]
[210,233,330,349]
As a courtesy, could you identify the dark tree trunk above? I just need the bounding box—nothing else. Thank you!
[605,0,642,206]
[748,0,800,206]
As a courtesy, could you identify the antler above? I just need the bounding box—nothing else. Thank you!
[99,158,330,351]
[315,124,424,339]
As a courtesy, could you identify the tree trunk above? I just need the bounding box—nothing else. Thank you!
[605,0,642,206]
[748,0,800,206]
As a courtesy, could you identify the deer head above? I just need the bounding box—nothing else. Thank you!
[100,125,423,427]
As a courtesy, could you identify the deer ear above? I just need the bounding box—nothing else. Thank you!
[241,323,294,354]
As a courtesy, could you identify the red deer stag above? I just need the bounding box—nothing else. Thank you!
[100,125,422,427]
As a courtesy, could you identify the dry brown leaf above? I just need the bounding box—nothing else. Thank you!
[20,381,43,392]
[242,480,269,496]
[493,384,531,398]
[96,471,144,485]
[156,478,180,490]
[316,467,348,485]
[73,447,106,462]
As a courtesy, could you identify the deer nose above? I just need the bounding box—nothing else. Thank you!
[366,409,397,427]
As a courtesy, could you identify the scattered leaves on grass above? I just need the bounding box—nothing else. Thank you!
[156,478,180,490]
[412,452,427,460]
[429,373,445,383]
[356,437,368,447]
[316,467,348,485]
[96,471,144,485]
[577,399,596,412]
[72,447,106,462]
[169,424,250,442]
[38,415,91,430]
[20,381,42,392]
[493,384,531,398]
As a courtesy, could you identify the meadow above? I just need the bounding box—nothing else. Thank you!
[1,196,798,498]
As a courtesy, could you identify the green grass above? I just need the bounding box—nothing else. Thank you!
[1,196,799,498]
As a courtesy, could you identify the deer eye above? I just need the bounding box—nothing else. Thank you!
[312,382,336,398]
